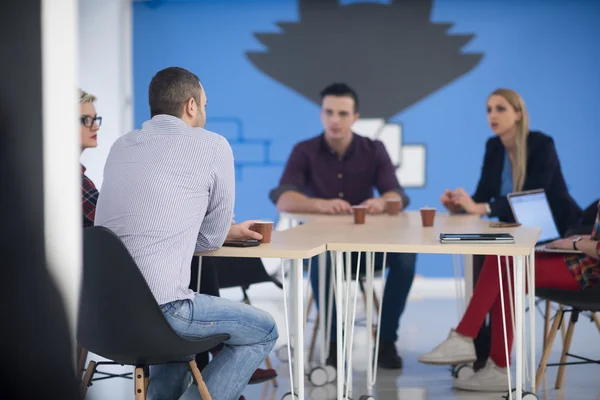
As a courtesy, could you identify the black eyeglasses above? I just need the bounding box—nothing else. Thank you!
[81,115,102,128]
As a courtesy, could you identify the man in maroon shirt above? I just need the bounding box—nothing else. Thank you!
[270,83,416,369]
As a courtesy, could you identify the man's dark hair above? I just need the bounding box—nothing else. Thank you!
[148,67,202,118]
[319,83,359,113]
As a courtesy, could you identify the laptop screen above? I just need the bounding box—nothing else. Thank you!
[508,190,560,243]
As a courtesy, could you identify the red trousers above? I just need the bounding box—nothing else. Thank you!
[456,254,580,367]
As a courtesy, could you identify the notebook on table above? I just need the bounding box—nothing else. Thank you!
[440,233,515,244]
[507,189,582,254]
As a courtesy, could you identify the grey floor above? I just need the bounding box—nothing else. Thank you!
[82,278,600,400]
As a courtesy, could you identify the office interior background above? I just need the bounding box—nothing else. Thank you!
[82,0,600,278]
[2,0,599,399]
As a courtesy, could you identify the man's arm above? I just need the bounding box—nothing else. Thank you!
[269,143,311,212]
[373,141,409,208]
[270,144,342,213]
[270,143,352,214]
[277,191,322,213]
[196,138,235,252]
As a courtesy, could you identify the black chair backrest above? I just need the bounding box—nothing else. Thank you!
[79,226,222,364]
[537,284,600,312]
[211,257,277,289]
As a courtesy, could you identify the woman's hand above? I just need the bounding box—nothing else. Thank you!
[547,237,573,250]
[440,189,462,213]
[451,188,487,215]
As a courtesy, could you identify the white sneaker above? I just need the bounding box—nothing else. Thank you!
[453,359,509,392]
[418,330,477,365]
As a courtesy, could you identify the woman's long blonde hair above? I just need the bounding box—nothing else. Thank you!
[489,88,529,192]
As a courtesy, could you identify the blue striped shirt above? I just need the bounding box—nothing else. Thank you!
[95,115,235,305]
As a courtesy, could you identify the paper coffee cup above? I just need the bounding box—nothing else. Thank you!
[420,208,436,227]
[352,206,367,225]
[386,198,402,215]
[250,221,274,243]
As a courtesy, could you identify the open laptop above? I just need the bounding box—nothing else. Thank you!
[507,189,582,254]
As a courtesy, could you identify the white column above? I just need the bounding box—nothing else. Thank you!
[41,0,80,354]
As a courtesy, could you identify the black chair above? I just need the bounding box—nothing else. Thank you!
[211,256,283,294]
[79,227,230,399]
[535,284,600,391]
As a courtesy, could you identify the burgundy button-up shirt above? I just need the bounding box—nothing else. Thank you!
[270,133,408,207]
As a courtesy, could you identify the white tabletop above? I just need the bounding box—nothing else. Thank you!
[324,212,540,256]
[197,222,327,259]
[199,211,540,258]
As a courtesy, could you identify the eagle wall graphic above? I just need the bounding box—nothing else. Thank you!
[246,0,483,187]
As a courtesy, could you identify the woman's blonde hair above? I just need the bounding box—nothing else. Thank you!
[489,88,529,192]
[79,89,97,104]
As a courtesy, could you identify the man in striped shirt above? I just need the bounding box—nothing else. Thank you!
[95,67,278,400]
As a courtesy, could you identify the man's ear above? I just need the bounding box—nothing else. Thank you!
[183,97,195,117]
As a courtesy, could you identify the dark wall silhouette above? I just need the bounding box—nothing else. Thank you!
[247,0,483,118]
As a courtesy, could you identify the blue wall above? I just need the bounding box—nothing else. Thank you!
[133,0,600,277]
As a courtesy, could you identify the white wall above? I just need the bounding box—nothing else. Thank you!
[78,0,133,188]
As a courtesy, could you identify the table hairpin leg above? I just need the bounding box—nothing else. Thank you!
[280,258,305,400]
[335,251,345,400]
[366,252,386,399]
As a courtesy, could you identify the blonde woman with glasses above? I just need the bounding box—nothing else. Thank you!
[80,89,102,228]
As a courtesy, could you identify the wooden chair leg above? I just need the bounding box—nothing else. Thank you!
[189,360,212,400]
[80,360,96,398]
[264,355,278,387]
[592,312,600,335]
[555,311,578,390]
[543,301,551,350]
[305,294,314,322]
[77,345,89,381]
[134,367,146,400]
[358,278,369,309]
[308,313,320,363]
[560,312,567,345]
[373,290,380,315]
[536,309,563,391]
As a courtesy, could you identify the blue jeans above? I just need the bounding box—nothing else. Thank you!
[309,252,416,343]
[147,295,278,400]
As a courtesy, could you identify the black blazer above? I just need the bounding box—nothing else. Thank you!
[473,131,581,236]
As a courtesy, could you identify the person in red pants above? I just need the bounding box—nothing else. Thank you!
[419,202,600,392]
